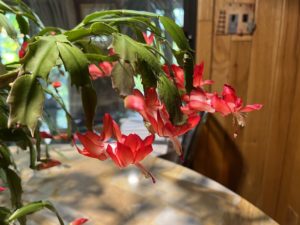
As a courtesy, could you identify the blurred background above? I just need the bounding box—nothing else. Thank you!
[1,0,300,224]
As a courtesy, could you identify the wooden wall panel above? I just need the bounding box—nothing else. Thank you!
[193,0,300,223]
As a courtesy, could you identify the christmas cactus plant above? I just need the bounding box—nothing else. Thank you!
[0,0,262,224]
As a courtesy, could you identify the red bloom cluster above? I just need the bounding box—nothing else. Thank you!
[74,114,156,183]
[78,33,262,182]
[164,62,262,131]
[124,88,200,157]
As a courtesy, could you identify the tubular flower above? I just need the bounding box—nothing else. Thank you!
[125,88,200,157]
[142,32,155,45]
[211,84,263,127]
[88,62,113,80]
[70,218,89,225]
[18,41,28,59]
[107,134,156,183]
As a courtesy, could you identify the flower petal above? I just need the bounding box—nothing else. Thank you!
[211,94,232,116]
[189,101,215,113]
[240,104,263,112]
[142,32,154,45]
[222,84,238,103]
[114,142,134,167]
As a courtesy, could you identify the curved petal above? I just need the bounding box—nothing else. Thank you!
[240,104,263,112]
[134,145,153,163]
[124,95,145,112]
[142,32,154,45]
[193,63,204,88]
[189,100,215,113]
[143,134,155,146]
[145,88,160,110]
[211,95,232,116]
[171,65,185,89]
[114,142,134,167]
[124,133,142,151]
[106,144,122,167]
[76,132,105,157]
[222,84,237,103]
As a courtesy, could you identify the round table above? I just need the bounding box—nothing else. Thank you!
[18,147,277,225]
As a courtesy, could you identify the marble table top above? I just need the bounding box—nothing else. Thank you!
[12,146,278,225]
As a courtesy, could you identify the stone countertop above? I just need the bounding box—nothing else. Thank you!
[7,146,278,225]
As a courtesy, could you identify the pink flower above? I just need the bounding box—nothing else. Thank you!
[0,186,6,192]
[89,62,113,80]
[142,32,154,45]
[18,41,28,59]
[70,218,88,225]
[211,84,263,126]
[124,88,200,157]
[36,159,61,170]
[107,134,156,183]
[52,81,61,88]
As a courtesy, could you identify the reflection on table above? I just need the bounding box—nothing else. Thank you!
[13,147,278,225]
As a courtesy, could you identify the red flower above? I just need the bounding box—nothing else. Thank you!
[52,81,61,88]
[107,134,156,183]
[70,218,88,225]
[18,41,28,59]
[0,186,6,192]
[181,89,215,114]
[107,134,154,168]
[89,62,113,80]
[125,88,200,156]
[142,32,154,45]
[75,131,108,161]
[211,84,263,126]
[163,64,185,90]
[74,114,121,161]
[36,159,61,170]
[193,62,214,88]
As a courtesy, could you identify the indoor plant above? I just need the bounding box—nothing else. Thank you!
[0,0,262,224]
